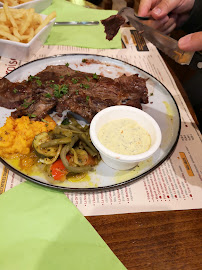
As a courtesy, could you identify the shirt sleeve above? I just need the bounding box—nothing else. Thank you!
[181,0,202,33]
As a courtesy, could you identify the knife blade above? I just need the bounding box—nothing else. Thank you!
[118,7,202,70]
[54,21,99,26]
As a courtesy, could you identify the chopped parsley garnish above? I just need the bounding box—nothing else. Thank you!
[150,93,154,96]
[28,114,36,118]
[28,75,42,86]
[13,88,18,93]
[82,59,87,63]
[65,63,69,67]
[71,78,78,84]
[22,99,35,108]
[86,95,90,102]
[53,84,68,98]
[28,75,40,81]
[45,93,52,98]
[75,89,79,95]
[93,73,98,80]
[60,75,64,79]
[42,119,48,123]
[85,76,90,82]
[83,84,90,89]
[79,83,90,89]
[61,118,70,125]
[36,79,42,86]
[50,80,55,83]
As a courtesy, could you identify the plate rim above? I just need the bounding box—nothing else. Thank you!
[0,53,181,192]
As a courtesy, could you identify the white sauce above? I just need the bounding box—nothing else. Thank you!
[98,118,151,155]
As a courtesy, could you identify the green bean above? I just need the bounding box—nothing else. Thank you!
[66,114,88,131]
[52,134,67,139]
[60,136,92,173]
[66,114,82,128]
[60,124,83,133]
[78,133,98,154]
[83,125,89,131]
[68,135,79,149]
[52,126,73,137]
[81,142,98,157]
[40,137,72,148]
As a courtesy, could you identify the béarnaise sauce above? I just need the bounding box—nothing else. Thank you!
[98,118,151,155]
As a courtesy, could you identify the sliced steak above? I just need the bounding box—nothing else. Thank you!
[116,74,148,106]
[101,15,126,41]
[0,78,32,109]
[11,96,56,120]
[0,64,149,122]
[56,76,121,122]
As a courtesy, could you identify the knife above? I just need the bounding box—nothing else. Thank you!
[54,21,99,26]
[118,7,202,70]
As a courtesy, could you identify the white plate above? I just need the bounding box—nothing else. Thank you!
[0,0,52,13]
[0,54,181,191]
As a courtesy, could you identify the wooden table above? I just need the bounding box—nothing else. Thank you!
[87,209,202,269]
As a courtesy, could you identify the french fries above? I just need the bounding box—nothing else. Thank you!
[35,11,56,35]
[1,0,33,7]
[0,4,56,43]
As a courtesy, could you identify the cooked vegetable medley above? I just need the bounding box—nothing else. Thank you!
[33,114,100,181]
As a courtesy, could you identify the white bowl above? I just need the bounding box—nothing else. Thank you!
[90,106,162,170]
[0,14,55,60]
[0,0,52,13]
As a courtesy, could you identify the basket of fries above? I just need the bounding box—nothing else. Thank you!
[0,4,56,60]
[0,0,52,13]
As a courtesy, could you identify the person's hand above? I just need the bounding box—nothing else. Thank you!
[178,31,202,51]
[138,0,195,21]
[138,0,195,33]
[138,0,202,51]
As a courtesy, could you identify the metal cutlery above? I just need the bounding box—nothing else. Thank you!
[118,7,202,70]
[54,21,99,26]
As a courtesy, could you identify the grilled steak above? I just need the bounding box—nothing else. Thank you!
[0,78,32,109]
[101,15,126,41]
[101,15,125,40]
[0,64,148,122]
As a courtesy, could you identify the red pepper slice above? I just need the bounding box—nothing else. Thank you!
[50,155,70,181]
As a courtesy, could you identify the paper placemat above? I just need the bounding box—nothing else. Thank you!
[0,28,201,216]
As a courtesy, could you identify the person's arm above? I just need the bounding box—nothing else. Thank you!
[178,0,202,51]
[181,0,202,33]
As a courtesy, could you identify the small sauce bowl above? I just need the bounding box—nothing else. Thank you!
[90,106,162,170]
